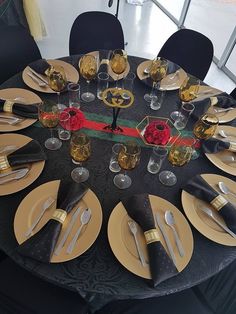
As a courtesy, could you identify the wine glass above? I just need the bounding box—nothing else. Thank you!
[38,101,62,150]
[159,136,195,186]
[79,54,97,102]
[70,132,91,183]
[113,141,141,189]
[144,57,168,110]
[47,65,67,111]
[170,75,200,121]
[193,113,219,139]
[110,49,128,88]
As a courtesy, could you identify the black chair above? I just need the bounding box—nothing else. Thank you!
[69,11,124,55]
[0,258,88,314]
[0,26,42,85]
[157,28,214,81]
[230,87,236,100]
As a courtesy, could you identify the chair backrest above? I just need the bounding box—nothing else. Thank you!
[69,11,125,55]
[0,26,42,85]
[158,28,214,81]
[230,87,236,100]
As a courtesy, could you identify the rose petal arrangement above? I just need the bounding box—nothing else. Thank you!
[60,107,85,131]
[144,119,171,145]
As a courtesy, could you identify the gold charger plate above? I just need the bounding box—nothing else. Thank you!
[136,60,187,91]
[182,173,236,246]
[14,180,103,263]
[22,59,79,93]
[205,125,236,176]
[108,195,193,279]
[209,96,236,124]
[0,134,45,196]
[0,88,41,132]
[87,51,130,81]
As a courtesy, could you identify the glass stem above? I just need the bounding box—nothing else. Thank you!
[50,128,55,143]
[86,80,90,95]
[150,82,157,98]
[57,92,60,105]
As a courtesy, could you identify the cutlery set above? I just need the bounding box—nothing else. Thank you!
[27,68,49,87]
[0,167,29,185]
[0,114,24,125]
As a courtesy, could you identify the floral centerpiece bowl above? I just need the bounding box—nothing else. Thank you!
[136,116,180,148]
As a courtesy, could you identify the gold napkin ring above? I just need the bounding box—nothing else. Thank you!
[101,59,109,65]
[211,195,228,211]
[52,209,67,224]
[144,229,160,244]
[229,142,236,152]
[0,156,10,170]
[3,100,14,113]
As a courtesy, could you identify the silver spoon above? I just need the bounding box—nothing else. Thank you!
[221,155,236,163]
[66,208,91,254]
[143,67,150,75]
[218,181,236,199]
[214,107,235,113]
[218,129,235,139]
[128,220,147,267]
[0,168,29,185]
[164,210,185,257]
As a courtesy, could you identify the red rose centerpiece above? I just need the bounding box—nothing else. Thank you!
[60,107,85,131]
[144,119,171,145]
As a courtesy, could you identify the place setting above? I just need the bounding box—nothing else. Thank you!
[14,180,103,263]
[0,134,46,196]
[22,59,79,93]
[182,173,236,246]
[108,193,193,283]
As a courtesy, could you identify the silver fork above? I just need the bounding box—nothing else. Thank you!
[128,220,147,267]
[27,72,47,87]
[0,117,23,125]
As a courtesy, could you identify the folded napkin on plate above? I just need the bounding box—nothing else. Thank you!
[183,175,236,232]
[192,92,236,120]
[17,182,88,263]
[202,138,236,154]
[122,194,178,287]
[0,140,46,171]
[0,99,39,119]
[29,59,52,75]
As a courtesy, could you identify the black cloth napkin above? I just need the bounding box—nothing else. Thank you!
[202,138,232,154]
[0,99,39,119]
[5,140,46,168]
[183,175,236,233]
[17,182,88,263]
[192,92,236,120]
[122,194,178,287]
[29,59,51,75]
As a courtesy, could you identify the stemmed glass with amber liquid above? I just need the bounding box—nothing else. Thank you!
[38,101,62,150]
[79,54,97,102]
[193,113,219,139]
[144,57,168,110]
[110,49,128,88]
[70,132,91,183]
[170,75,200,121]
[47,65,67,111]
[113,141,141,189]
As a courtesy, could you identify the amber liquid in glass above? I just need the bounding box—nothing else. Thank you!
[110,54,127,75]
[168,146,192,166]
[80,55,97,81]
[118,143,140,170]
[193,114,219,139]
[39,112,59,128]
[70,136,91,163]
[149,61,167,83]
[179,85,199,102]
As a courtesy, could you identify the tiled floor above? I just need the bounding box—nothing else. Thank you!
[37,0,235,93]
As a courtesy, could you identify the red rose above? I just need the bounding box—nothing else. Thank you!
[144,120,171,145]
[60,107,85,131]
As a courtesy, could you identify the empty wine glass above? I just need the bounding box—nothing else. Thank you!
[47,65,67,111]
[110,49,128,88]
[79,54,97,102]
[70,132,91,183]
[144,57,168,110]
[170,75,200,121]
[113,141,141,189]
[38,101,62,150]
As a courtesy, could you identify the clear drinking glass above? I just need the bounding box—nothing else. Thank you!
[193,113,219,140]
[68,83,80,108]
[109,143,122,173]
[79,54,97,102]
[58,111,71,141]
[97,72,109,100]
[147,146,168,174]
[122,72,136,99]
[173,102,195,130]
[70,132,91,183]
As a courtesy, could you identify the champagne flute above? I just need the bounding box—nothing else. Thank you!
[38,101,62,150]
[47,65,67,111]
[144,57,168,110]
[110,49,128,88]
[170,75,200,121]
[113,141,141,189]
[70,132,91,183]
[79,54,97,102]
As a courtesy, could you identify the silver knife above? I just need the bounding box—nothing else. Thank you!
[0,168,29,185]
[28,67,49,84]
[25,196,55,237]
[0,145,18,154]
[0,167,28,178]
[54,206,81,256]
[155,212,177,267]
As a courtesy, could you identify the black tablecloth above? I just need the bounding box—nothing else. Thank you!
[0,55,236,312]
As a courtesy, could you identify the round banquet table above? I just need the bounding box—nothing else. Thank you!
[0,55,236,312]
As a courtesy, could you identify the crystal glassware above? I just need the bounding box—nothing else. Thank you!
[38,101,62,150]
[193,113,219,139]
[170,75,200,121]
[110,49,128,88]
[173,102,195,130]
[47,65,67,111]
[113,141,141,189]
[70,132,91,183]
[79,54,97,102]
